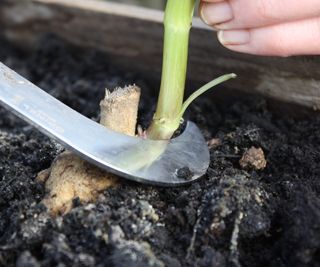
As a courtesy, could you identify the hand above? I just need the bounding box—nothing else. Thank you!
[199,0,320,56]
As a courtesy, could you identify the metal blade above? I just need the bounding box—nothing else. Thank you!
[0,62,209,186]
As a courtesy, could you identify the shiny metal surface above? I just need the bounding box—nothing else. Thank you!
[0,62,209,186]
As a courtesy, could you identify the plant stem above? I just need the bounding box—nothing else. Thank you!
[147,0,196,140]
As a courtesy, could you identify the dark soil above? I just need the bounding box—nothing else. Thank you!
[0,36,319,267]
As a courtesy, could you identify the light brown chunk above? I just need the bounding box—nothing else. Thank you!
[239,147,267,170]
[38,85,141,215]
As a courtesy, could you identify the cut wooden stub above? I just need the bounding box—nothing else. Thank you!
[38,85,141,215]
[100,86,141,136]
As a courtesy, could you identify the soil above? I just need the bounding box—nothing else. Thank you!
[0,35,320,267]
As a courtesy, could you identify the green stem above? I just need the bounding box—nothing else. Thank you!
[147,0,196,140]
[179,73,237,117]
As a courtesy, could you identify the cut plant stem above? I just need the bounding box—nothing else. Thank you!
[147,0,196,140]
[100,86,141,136]
[147,0,236,140]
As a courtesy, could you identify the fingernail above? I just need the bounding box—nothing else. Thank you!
[200,2,233,26]
[218,30,250,45]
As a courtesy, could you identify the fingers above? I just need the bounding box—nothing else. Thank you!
[217,17,320,56]
[200,0,320,30]
[200,0,320,56]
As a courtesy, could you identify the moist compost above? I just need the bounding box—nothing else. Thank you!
[0,36,319,267]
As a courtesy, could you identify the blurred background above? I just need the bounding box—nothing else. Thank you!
[105,0,200,15]
[106,0,166,9]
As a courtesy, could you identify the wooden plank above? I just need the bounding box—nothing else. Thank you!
[0,0,319,109]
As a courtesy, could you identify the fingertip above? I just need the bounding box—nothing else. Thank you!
[216,30,256,55]
[200,1,233,27]
[217,30,250,46]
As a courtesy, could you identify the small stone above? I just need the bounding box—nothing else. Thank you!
[208,138,221,149]
[176,167,193,180]
[239,147,267,170]
[138,200,159,222]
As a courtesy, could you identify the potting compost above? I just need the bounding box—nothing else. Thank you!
[0,36,319,267]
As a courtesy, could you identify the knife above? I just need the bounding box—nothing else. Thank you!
[0,62,209,186]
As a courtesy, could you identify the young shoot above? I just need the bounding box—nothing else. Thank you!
[147,0,236,140]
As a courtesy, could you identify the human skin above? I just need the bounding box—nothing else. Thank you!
[199,0,320,56]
